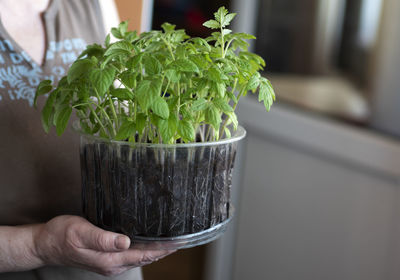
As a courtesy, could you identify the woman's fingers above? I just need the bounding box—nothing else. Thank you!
[34,215,177,277]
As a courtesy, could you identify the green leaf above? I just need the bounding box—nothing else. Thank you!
[215,82,226,97]
[171,30,189,43]
[136,113,147,134]
[161,22,176,33]
[151,96,170,119]
[189,54,208,69]
[105,34,111,47]
[192,98,208,111]
[232,38,250,50]
[263,97,272,111]
[222,13,236,27]
[34,80,52,108]
[104,41,134,57]
[222,29,232,36]
[118,21,129,36]
[158,114,177,143]
[80,120,91,134]
[143,55,162,75]
[67,59,95,84]
[196,78,209,92]
[213,98,233,113]
[91,122,100,134]
[165,69,181,83]
[54,105,72,136]
[181,106,195,122]
[227,90,238,103]
[110,88,133,100]
[267,80,276,101]
[178,120,195,142]
[111,27,123,39]
[89,67,115,97]
[175,45,187,59]
[125,31,138,42]
[246,73,260,91]
[190,38,211,51]
[137,79,162,110]
[259,80,275,111]
[207,66,223,83]
[226,111,238,130]
[54,90,72,111]
[115,119,136,141]
[206,105,221,130]
[119,71,137,88]
[203,19,220,29]
[169,59,199,73]
[214,7,229,24]
[41,90,58,133]
[235,33,257,40]
[127,53,143,69]
[77,44,105,59]
[258,81,267,101]
[224,126,231,138]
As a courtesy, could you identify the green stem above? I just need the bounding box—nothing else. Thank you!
[220,26,225,58]
[72,102,91,108]
[134,100,137,122]
[162,79,171,98]
[108,96,119,128]
[88,105,108,137]
[205,125,213,141]
[218,83,242,140]
[95,106,115,136]
[161,37,175,60]
[93,89,116,137]
[176,83,181,119]
[198,125,205,142]
[224,38,235,55]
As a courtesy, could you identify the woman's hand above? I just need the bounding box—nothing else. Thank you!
[34,215,175,276]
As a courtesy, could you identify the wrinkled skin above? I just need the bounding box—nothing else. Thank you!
[34,215,175,276]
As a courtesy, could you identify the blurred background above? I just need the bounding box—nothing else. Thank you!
[114,0,400,279]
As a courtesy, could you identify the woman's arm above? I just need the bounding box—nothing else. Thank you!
[0,215,174,276]
[0,224,43,272]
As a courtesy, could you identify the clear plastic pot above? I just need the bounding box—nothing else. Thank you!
[77,125,246,249]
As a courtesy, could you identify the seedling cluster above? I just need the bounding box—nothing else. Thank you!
[34,7,275,144]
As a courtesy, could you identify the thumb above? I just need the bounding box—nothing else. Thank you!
[77,222,131,252]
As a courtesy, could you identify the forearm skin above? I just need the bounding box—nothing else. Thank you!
[0,224,44,272]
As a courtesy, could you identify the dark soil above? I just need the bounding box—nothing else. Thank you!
[80,141,238,238]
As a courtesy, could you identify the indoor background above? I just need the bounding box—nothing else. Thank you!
[114,0,400,279]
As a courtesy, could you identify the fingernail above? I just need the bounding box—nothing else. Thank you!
[115,236,130,250]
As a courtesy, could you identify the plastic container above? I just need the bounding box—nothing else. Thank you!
[78,125,246,249]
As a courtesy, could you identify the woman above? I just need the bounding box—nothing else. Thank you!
[0,0,174,279]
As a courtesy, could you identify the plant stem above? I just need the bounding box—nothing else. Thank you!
[220,25,225,58]
[176,83,181,120]
[218,84,243,140]
[72,102,91,108]
[133,100,137,121]
[199,125,205,142]
[93,89,116,137]
[108,96,119,129]
[88,105,108,137]
[161,37,175,60]
[205,125,212,141]
[162,79,171,97]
